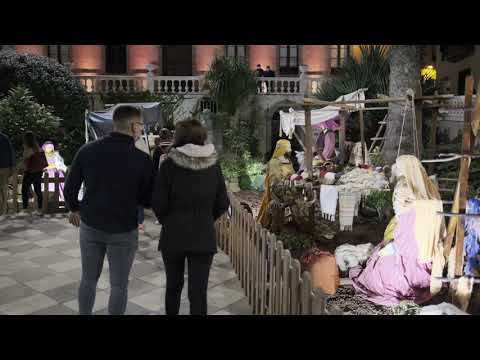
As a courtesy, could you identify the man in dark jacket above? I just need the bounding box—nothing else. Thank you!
[152,119,230,315]
[64,105,154,315]
[0,131,16,218]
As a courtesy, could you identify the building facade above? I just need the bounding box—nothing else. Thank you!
[2,44,359,156]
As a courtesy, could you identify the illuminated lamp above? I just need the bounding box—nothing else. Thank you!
[421,65,437,81]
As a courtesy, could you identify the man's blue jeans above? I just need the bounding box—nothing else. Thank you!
[78,222,138,315]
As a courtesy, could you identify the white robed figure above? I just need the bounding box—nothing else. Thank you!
[41,142,67,201]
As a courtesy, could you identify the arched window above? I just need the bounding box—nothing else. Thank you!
[47,45,71,65]
[279,45,299,75]
[225,45,247,63]
[105,45,127,74]
[330,45,350,70]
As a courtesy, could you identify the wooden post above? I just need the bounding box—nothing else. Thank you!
[453,75,475,277]
[338,111,347,164]
[12,172,19,213]
[415,80,423,159]
[359,109,365,164]
[428,94,439,174]
[42,173,49,212]
[304,105,313,176]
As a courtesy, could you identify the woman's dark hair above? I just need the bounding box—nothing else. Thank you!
[23,131,39,150]
[173,119,207,147]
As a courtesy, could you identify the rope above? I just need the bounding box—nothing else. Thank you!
[408,89,419,158]
[396,88,419,159]
[396,94,410,158]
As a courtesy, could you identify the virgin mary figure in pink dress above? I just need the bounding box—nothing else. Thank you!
[41,142,66,201]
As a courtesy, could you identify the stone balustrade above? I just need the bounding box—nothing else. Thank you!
[75,74,325,96]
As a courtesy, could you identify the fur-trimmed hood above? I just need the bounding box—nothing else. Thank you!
[168,143,218,170]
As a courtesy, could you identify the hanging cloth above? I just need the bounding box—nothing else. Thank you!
[320,185,338,222]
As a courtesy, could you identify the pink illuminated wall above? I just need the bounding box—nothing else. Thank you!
[302,45,329,74]
[193,45,224,74]
[128,45,159,73]
[249,45,276,71]
[15,45,46,56]
[71,45,104,74]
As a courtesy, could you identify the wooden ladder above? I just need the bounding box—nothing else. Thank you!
[368,113,388,154]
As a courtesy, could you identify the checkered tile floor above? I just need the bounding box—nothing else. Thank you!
[0,212,251,315]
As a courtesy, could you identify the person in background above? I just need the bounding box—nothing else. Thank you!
[152,129,173,225]
[152,119,230,315]
[135,132,150,233]
[255,64,264,77]
[264,66,275,77]
[64,105,154,315]
[0,131,16,220]
[152,128,173,172]
[255,64,265,93]
[263,66,275,92]
[20,132,48,216]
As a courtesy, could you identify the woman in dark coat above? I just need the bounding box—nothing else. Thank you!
[152,119,230,315]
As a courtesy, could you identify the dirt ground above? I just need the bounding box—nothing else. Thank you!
[235,190,397,315]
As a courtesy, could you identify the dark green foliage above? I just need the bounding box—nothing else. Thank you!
[0,51,89,163]
[0,86,61,159]
[0,51,88,129]
[204,55,257,116]
[316,46,390,145]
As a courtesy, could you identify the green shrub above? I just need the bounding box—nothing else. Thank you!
[220,153,264,190]
[0,51,89,163]
[0,86,61,159]
[365,190,393,211]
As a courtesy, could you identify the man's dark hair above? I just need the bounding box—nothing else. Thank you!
[266,66,271,69]
[257,64,261,67]
[173,118,207,147]
[112,105,142,131]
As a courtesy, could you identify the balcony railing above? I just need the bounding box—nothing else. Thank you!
[76,74,324,97]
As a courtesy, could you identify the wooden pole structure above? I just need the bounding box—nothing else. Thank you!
[338,111,347,164]
[415,80,423,159]
[428,91,439,174]
[303,94,454,107]
[304,105,313,176]
[453,75,475,277]
[359,109,365,164]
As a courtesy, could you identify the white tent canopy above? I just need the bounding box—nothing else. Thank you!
[279,88,368,138]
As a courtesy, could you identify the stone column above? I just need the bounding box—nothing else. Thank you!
[15,45,46,56]
[249,45,276,71]
[128,45,160,74]
[71,45,104,74]
[302,45,329,74]
[193,45,224,75]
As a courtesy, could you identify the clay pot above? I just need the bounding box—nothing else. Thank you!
[308,252,340,295]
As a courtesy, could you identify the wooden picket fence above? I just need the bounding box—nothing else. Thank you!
[216,193,334,315]
[7,171,66,214]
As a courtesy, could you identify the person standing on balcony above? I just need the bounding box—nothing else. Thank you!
[255,64,264,77]
[20,132,48,216]
[264,66,275,77]
[64,105,154,315]
[152,119,230,315]
[255,64,265,93]
[264,66,275,92]
[0,131,16,220]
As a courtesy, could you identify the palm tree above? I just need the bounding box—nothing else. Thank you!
[315,45,390,145]
[380,45,422,164]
